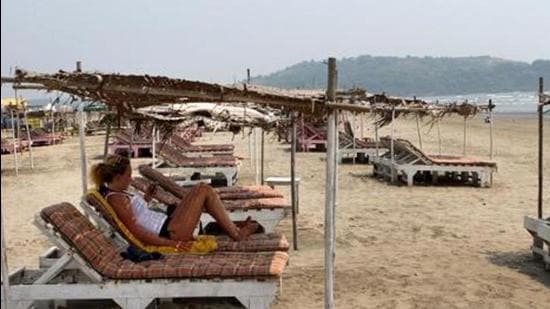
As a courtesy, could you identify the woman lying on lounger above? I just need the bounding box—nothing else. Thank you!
[90,154,258,250]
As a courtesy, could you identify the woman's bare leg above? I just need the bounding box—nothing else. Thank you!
[168,184,256,241]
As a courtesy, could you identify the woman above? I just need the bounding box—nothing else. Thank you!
[90,154,258,251]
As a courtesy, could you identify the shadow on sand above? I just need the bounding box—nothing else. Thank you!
[485,250,550,287]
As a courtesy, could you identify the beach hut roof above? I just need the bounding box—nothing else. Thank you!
[2,68,490,125]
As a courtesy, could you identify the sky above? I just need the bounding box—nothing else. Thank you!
[1,0,549,98]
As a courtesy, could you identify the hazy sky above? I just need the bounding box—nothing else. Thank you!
[2,0,549,92]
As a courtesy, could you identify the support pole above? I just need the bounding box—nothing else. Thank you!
[248,129,253,168]
[290,112,298,250]
[260,128,265,185]
[23,105,34,169]
[1,200,10,309]
[437,118,442,156]
[463,117,467,156]
[538,78,544,219]
[324,57,337,309]
[103,120,111,161]
[360,113,364,139]
[352,113,356,165]
[416,114,423,150]
[390,108,396,183]
[10,109,19,176]
[152,125,157,168]
[489,99,494,160]
[254,128,259,184]
[375,122,379,159]
[79,103,88,194]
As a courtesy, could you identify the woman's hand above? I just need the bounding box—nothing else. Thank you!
[143,183,158,203]
[175,241,191,251]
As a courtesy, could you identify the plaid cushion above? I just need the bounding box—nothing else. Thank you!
[41,203,289,279]
[132,177,288,210]
[85,192,290,252]
[157,143,236,167]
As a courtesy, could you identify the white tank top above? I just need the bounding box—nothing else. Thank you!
[107,191,168,235]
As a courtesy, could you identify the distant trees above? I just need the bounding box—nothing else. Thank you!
[252,56,550,96]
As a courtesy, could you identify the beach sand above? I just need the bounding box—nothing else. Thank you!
[1,115,549,308]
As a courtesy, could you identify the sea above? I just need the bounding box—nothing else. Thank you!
[419,91,546,116]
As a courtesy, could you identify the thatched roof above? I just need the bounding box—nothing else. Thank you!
[1,68,490,126]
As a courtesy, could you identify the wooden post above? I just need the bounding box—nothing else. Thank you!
[247,68,251,84]
[1,201,11,309]
[437,118,442,156]
[324,57,337,309]
[390,108,396,183]
[416,114,423,150]
[352,112,356,165]
[260,128,265,185]
[290,112,298,250]
[254,128,259,184]
[23,104,34,169]
[375,122,379,159]
[10,109,19,176]
[463,117,467,156]
[103,120,111,161]
[489,99,494,160]
[152,125,157,168]
[248,129,253,168]
[76,61,82,72]
[360,113,364,139]
[538,78,544,219]
[16,89,34,169]
[79,103,88,194]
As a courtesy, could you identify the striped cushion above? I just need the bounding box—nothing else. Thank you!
[85,192,289,252]
[41,203,289,279]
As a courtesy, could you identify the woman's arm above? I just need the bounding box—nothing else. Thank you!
[108,194,177,247]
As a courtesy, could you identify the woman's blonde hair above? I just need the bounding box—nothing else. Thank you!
[90,154,130,188]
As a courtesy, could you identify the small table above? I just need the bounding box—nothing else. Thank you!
[264,176,301,213]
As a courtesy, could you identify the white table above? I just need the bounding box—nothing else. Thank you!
[264,176,301,213]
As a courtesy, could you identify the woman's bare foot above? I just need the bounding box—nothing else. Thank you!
[236,218,259,241]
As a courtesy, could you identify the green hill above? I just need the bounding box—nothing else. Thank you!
[252,56,550,96]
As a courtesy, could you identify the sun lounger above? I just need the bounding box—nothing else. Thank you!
[170,132,234,156]
[1,203,289,309]
[81,191,289,253]
[372,137,497,187]
[524,216,550,270]
[108,130,154,158]
[155,142,239,186]
[296,122,327,152]
[131,175,290,233]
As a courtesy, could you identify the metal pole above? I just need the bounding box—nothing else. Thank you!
[463,117,467,156]
[10,109,19,176]
[260,128,265,185]
[79,103,88,194]
[416,114,423,150]
[538,78,544,219]
[1,200,11,309]
[324,57,337,309]
[290,112,298,250]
